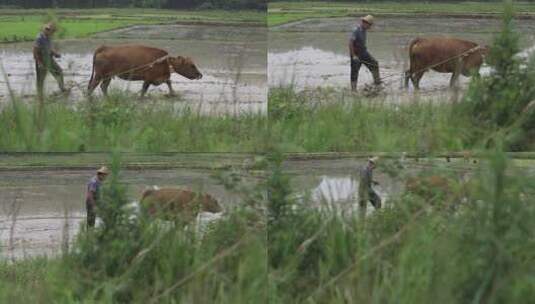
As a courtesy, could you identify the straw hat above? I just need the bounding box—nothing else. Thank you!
[361,15,374,25]
[368,156,379,165]
[96,166,110,175]
[43,22,57,32]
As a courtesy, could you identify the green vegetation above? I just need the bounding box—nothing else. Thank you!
[0,154,268,303]
[267,150,535,303]
[462,6,535,151]
[0,92,268,152]
[269,87,477,152]
[1,148,534,303]
[268,1,535,26]
[270,3,535,152]
[0,152,258,171]
[0,8,266,42]
[0,0,266,10]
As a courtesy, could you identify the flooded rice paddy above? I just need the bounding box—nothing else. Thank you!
[0,168,247,259]
[0,24,267,115]
[288,157,535,214]
[2,156,534,259]
[269,16,535,100]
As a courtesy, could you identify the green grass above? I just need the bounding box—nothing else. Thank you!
[268,1,535,26]
[0,92,268,152]
[0,152,258,171]
[266,150,535,303]
[0,143,534,303]
[0,155,268,303]
[269,4,535,153]
[269,87,480,153]
[0,8,266,42]
[0,17,135,42]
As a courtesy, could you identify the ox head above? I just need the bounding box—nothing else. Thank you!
[169,56,203,80]
[201,194,223,213]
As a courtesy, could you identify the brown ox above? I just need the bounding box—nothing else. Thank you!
[404,37,489,90]
[405,175,452,200]
[405,174,472,210]
[140,187,222,222]
[88,45,202,97]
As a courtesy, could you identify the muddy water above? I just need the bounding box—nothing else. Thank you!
[286,159,403,214]
[283,157,497,217]
[0,168,247,259]
[269,17,535,98]
[287,156,535,216]
[0,24,267,115]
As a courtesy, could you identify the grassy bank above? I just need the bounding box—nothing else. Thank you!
[1,150,534,302]
[0,152,260,171]
[0,155,268,303]
[268,151,535,303]
[0,8,266,42]
[270,7,535,152]
[269,87,479,153]
[268,85,534,152]
[268,1,535,26]
[0,93,268,152]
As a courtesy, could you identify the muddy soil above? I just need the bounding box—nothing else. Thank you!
[269,16,535,100]
[0,24,267,115]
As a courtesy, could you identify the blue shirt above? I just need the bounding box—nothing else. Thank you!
[350,25,368,55]
[359,165,373,189]
[87,176,102,202]
[34,32,52,56]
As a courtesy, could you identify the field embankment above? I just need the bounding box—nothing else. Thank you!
[268,1,535,26]
[0,93,268,152]
[0,8,266,43]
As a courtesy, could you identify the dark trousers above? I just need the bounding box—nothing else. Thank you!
[359,190,382,210]
[36,57,64,97]
[350,52,381,85]
[86,200,96,228]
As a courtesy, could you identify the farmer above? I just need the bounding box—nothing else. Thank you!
[348,15,382,91]
[358,157,382,216]
[85,166,109,228]
[33,22,67,98]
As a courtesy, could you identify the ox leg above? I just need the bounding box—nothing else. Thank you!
[449,72,460,88]
[412,72,424,90]
[450,58,463,88]
[100,78,111,96]
[404,70,411,89]
[87,76,101,96]
[140,81,150,97]
[166,80,176,96]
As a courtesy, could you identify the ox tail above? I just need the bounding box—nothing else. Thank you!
[88,46,107,90]
[404,38,423,88]
[407,38,423,71]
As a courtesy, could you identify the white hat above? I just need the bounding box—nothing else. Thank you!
[97,166,110,175]
[43,22,57,32]
[362,15,374,25]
